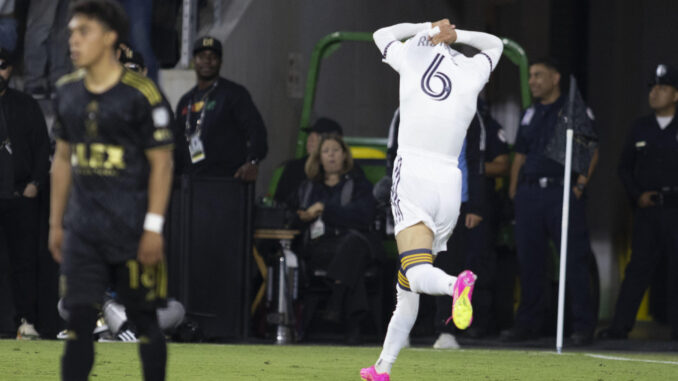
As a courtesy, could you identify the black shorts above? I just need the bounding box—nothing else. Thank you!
[60,230,167,312]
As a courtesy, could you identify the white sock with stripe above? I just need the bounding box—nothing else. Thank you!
[406,263,457,296]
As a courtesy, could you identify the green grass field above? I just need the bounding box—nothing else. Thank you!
[1,340,677,380]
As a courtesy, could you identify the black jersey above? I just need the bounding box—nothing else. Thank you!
[53,69,173,259]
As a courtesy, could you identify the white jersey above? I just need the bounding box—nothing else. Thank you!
[374,23,503,160]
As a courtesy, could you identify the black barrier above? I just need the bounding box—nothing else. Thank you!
[166,175,254,341]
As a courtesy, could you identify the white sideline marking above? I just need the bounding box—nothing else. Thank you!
[585,353,678,366]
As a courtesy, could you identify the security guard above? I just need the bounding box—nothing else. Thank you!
[598,64,678,340]
[502,58,598,345]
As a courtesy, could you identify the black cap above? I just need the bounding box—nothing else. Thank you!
[119,46,145,70]
[649,64,678,89]
[0,47,11,65]
[193,36,222,57]
[304,117,343,135]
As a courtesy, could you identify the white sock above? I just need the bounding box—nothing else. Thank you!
[406,263,457,296]
[377,286,420,372]
[375,358,393,374]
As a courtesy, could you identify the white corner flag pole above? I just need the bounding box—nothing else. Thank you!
[556,128,574,354]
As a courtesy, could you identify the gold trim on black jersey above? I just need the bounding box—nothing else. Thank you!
[55,69,86,88]
[121,70,163,106]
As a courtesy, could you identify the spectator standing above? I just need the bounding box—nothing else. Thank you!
[502,58,598,345]
[0,0,17,52]
[117,0,158,82]
[174,36,267,181]
[23,0,71,98]
[0,47,50,339]
[598,64,678,341]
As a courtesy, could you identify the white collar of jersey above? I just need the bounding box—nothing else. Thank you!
[443,45,461,65]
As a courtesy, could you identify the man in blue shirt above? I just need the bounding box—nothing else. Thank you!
[503,58,598,345]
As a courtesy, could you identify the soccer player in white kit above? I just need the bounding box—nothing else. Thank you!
[360,19,503,381]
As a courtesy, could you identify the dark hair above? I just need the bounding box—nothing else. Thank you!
[530,57,563,75]
[70,0,129,47]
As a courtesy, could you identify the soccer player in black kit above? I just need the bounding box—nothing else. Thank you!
[48,1,173,380]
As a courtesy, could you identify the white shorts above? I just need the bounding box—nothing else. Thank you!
[390,148,462,254]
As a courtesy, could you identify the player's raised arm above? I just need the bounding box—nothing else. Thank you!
[373,21,432,71]
[49,139,72,263]
[455,29,503,72]
[373,22,432,53]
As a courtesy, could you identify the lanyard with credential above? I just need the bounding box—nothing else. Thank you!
[185,81,218,142]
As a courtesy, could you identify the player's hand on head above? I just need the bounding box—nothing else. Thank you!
[137,231,164,266]
[431,19,451,29]
[431,24,457,45]
[49,226,64,263]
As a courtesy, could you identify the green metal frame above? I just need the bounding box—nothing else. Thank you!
[295,31,532,158]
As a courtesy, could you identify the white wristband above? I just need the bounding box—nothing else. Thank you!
[144,213,164,234]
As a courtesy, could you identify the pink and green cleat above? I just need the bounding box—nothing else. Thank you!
[447,270,477,330]
[360,366,390,381]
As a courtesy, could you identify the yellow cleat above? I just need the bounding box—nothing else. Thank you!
[449,270,477,330]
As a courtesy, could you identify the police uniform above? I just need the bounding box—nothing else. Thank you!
[607,64,678,339]
[510,95,596,338]
[53,68,173,312]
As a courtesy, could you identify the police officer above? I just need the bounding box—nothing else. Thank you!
[0,47,50,339]
[598,64,678,341]
[502,58,598,345]
[174,36,268,181]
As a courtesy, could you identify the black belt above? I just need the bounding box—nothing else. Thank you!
[520,176,564,188]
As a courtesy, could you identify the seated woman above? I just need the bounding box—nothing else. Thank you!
[292,134,377,331]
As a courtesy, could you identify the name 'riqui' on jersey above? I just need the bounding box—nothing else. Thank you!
[53,69,174,260]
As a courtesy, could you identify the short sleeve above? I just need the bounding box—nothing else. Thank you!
[513,124,528,154]
[141,98,174,150]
